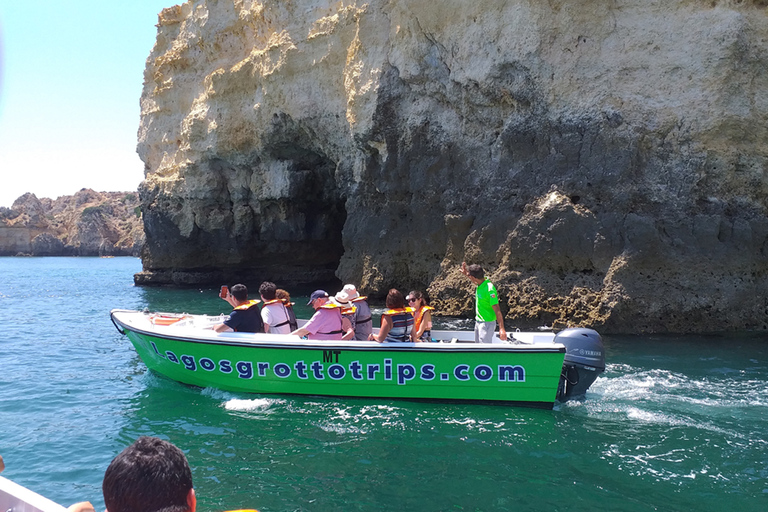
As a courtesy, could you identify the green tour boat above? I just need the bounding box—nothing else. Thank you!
[110,309,605,409]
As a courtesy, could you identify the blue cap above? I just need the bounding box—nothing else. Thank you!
[308,290,328,305]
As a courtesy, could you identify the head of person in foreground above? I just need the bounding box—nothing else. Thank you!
[103,436,196,512]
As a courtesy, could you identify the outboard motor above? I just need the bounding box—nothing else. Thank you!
[554,328,605,401]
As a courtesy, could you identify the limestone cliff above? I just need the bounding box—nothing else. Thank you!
[0,190,144,257]
[136,0,768,333]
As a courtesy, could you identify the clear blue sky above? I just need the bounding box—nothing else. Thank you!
[0,0,175,208]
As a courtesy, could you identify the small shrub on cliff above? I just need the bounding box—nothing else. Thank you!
[81,205,104,218]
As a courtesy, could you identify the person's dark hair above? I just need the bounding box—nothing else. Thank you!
[385,288,405,309]
[103,436,193,512]
[407,290,429,305]
[467,264,485,280]
[259,281,277,301]
[230,284,248,302]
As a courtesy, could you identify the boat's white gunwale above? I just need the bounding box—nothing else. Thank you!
[111,310,565,354]
[0,477,67,512]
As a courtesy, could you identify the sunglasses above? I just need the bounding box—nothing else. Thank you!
[407,298,418,302]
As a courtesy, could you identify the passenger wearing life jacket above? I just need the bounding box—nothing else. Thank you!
[369,289,415,343]
[291,290,352,340]
[258,281,294,335]
[275,288,299,331]
[407,290,434,342]
[214,284,264,333]
[331,293,357,340]
[335,284,373,341]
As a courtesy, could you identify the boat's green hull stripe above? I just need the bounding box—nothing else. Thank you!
[125,329,566,407]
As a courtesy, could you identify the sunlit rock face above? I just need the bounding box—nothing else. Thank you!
[137,0,768,333]
[0,191,144,257]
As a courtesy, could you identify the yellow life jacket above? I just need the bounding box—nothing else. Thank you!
[233,299,261,311]
[383,306,415,316]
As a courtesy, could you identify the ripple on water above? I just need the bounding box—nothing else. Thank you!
[557,360,768,500]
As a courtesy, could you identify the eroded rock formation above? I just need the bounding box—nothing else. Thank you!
[0,190,144,257]
[136,0,768,333]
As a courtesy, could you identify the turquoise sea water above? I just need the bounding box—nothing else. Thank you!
[0,257,766,511]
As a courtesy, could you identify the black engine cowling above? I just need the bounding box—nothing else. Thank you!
[554,328,605,401]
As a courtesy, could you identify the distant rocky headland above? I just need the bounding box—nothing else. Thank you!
[0,190,144,257]
[133,0,768,333]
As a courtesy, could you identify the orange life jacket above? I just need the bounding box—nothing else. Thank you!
[413,305,434,339]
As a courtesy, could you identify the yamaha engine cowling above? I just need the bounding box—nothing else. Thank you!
[554,328,605,401]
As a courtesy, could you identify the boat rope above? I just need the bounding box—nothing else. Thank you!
[110,313,125,335]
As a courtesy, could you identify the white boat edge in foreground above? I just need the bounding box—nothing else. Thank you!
[0,476,67,512]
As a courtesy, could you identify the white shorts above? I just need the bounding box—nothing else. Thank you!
[475,321,496,343]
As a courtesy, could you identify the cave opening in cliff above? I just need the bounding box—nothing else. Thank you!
[279,147,348,290]
[302,193,347,290]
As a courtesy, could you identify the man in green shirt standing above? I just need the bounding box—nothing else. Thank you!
[461,262,508,343]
